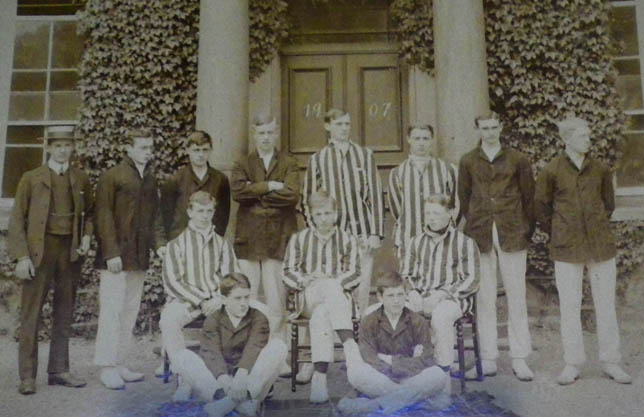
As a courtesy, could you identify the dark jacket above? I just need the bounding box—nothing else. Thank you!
[158,164,230,245]
[359,306,435,382]
[231,150,299,261]
[200,306,269,377]
[8,165,94,267]
[94,156,159,270]
[535,153,616,263]
[458,145,535,253]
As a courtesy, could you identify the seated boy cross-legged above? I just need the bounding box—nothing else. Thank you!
[340,271,451,416]
[170,272,287,417]
[282,191,365,403]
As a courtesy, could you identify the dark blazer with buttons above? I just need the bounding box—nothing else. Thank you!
[231,149,299,261]
[8,164,94,267]
[199,306,269,378]
[94,156,159,270]
[458,145,535,253]
[535,153,616,263]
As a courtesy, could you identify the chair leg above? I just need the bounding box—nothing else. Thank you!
[353,319,359,342]
[471,316,484,381]
[456,320,466,392]
[291,322,298,393]
[163,352,170,384]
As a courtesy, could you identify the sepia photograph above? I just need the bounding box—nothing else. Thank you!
[0,0,642,416]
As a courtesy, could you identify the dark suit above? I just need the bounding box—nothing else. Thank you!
[8,164,94,380]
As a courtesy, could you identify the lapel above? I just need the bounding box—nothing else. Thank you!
[249,152,265,180]
[265,151,279,178]
[220,307,253,336]
[35,165,52,189]
[68,167,82,212]
[377,307,408,339]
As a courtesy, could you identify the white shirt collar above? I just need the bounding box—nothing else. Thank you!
[565,149,585,170]
[257,149,275,171]
[481,143,501,162]
[188,221,215,241]
[330,139,350,154]
[48,159,69,175]
[225,307,242,329]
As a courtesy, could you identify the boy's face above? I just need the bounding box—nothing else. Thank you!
[187,201,215,230]
[379,285,406,317]
[564,126,591,155]
[476,118,502,145]
[253,120,278,154]
[46,139,74,164]
[126,137,154,166]
[407,128,433,157]
[424,202,451,231]
[187,143,211,169]
[311,201,337,234]
[325,113,351,143]
[224,286,251,319]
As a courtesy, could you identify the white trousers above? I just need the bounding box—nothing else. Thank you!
[356,238,375,314]
[477,223,532,360]
[93,269,146,367]
[554,258,621,365]
[303,279,353,363]
[238,258,286,337]
[172,339,287,402]
[407,298,462,367]
[348,361,448,408]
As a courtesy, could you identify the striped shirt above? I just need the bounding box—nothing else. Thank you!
[162,223,238,308]
[302,141,384,238]
[388,157,458,249]
[283,227,361,290]
[400,225,479,310]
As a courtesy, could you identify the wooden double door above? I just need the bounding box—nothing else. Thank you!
[281,48,409,168]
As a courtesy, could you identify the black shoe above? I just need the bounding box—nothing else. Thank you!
[47,372,86,388]
[19,379,36,395]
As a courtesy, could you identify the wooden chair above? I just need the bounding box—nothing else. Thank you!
[451,297,483,392]
[286,288,360,392]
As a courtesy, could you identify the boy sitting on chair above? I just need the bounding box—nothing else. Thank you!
[400,193,480,372]
[340,271,451,415]
[170,273,287,417]
[283,191,365,403]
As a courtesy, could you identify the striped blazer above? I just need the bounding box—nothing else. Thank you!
[162,224,238,308]
[388,157,458,249]
[400,225,480,312]
[282,227,361,290]
[302,141,384,238]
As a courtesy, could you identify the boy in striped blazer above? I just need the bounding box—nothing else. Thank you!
[302,108,385,314]
[283,191,365,403]
[400,194,480,370]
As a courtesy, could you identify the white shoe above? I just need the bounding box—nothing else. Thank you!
[117,366,144,382]
[309,372,329,403]
[465,359,496,380]
[100,367,125,390]
[279,362,292,378]
[296,363,314,384]
[557,365,580,385]
[603,363,632,384]
[511,359,534,381]
[172,382,191,402]
[235,399,259,416]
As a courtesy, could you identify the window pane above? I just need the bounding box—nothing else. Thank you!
[610,6,639,56]
[13,21,50,69]
[11,71,47,91]
[9,93,45,121]
[616,76,643,110]
[614,59,640,75]
[2,147,44,198]
[48,92,81,120]
[50,70,79,91]
[617,134,644,188]
[626,114,644,131]
[6,126,44,145]
[52,21,84,68]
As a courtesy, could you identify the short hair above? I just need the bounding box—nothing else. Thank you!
[185,130,212,148]
[219,272,251,297]
[125,128,154,145]
[375,270,406,295]
[407,124,434,137]
[308,190,337,210]
[556,116,589,140]
[324,108,349,124]
[188,190,216,209]
[474,111,500,128]
[251,114,277,128]
[424,193,454,210]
